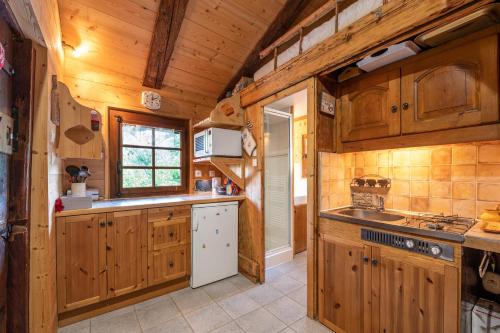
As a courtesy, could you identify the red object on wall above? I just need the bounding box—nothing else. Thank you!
[0,43,5,71]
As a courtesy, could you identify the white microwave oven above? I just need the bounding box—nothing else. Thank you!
[194,128,242,158]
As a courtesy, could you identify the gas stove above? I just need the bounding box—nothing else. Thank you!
[402,213,476,241]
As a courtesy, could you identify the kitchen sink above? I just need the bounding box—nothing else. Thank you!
[336,208,405,222]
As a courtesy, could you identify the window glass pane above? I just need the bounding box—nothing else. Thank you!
[123,124,153,146]
[156,149,181,167]
[123,147,152,166]
[155,169,181,187]
[155,128,181,148]
[122,169,152,188]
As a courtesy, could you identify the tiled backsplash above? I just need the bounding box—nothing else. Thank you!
[319,141,500,219]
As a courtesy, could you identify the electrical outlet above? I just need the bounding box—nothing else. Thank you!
[209,170,215,177]
[194,169,202,178]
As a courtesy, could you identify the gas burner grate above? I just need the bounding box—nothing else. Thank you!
[403,213,475,235]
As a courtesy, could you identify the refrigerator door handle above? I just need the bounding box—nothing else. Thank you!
[192,213,199,232]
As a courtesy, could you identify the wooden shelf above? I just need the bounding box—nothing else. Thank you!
[193,157,245,189]
[193,94,245,130]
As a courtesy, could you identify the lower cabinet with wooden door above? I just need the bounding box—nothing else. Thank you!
[147,205,191,285]
[318,218,460,333]
[56,205,192,315]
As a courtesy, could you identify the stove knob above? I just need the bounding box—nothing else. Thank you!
[430,245,442,256]
[405,239,415,249]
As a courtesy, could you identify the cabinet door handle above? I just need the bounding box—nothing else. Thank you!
[169,232,174,238]
[362,256,369,263]
[402,102,409,110]
[371,259,378,266]
[167,212,173,220]
[99,222,106,228]
[391,105,398,113]
[107,221,113,226]
[169,261,174,268]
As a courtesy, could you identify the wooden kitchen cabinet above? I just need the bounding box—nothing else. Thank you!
[318,219,460,333]
[373,247,459,333]
[318,235,372,333]
[106,210,148,298]
[147,205,191,286]
[56,214,107,312]
[339,67,401,142]
[401,35,498,134]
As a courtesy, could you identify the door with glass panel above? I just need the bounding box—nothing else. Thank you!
[108,109,189,197]
[264,109,292,263]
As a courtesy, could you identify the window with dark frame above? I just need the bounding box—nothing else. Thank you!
[109,109,189,198]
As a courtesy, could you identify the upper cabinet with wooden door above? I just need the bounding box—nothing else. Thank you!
[56,214,107,312]
[401,35,498,134]
[339,68,401,142]
[106,210,148,298]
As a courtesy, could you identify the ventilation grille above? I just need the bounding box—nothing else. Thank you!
[361,229,431,255]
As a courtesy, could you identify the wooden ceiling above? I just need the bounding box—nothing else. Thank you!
[58,0,288,101]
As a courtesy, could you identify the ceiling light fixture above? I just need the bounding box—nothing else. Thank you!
[62,41,90,58]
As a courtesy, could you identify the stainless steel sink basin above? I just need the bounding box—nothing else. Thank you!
[336,208,405,222]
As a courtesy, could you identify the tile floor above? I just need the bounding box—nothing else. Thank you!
[58,252,333,333]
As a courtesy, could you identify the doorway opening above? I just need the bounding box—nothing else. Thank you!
[263,89,308,269]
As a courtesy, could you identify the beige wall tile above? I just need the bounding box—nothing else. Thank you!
[429,198,452,215]
[452,199,476,218]
[477,164,500,182]
[411,166,429,181]
[392,180,410,196]
[411,197,429,212]
[431,147,452,165]
[378,152,390,167]
[452,182,476,200]
[355,153,364,167]
[452,145,477,165]
[393,167,410,180]
[430,182,451,198]
[411,181,429,197]
[392,150,410,166]
[477,183,500,202]
[409,149,431,166]
[364,151,378,167]
[393,196,410,211]
[378,167,390,178]
[355,168,364,177]
[431,165,451,181]
[478,143,500,164]
[451,165,476,181]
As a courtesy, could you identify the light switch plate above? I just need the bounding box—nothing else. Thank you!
[194,169,202,178]
[209,170,215,177]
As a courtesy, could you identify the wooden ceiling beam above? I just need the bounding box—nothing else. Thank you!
[217,0,312,101]
[143,0,188,89]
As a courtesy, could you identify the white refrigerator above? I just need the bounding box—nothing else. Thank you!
[191,201,238,288]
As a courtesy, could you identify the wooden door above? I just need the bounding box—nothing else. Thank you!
[107,210,148,297]
[372,247,459,333]
[56,214,107,312]
[147,205,190,286]
[318,235,372,333]
[401,35,499,134]
[339,68,401,142]
[293,204,307,254]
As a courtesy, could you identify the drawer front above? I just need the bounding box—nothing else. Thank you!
[148,245,189,286]
[149,219,190,251]
[148,205,191,222]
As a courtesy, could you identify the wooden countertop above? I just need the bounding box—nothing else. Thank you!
[56,193,246,217]
[464,223,500,253]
